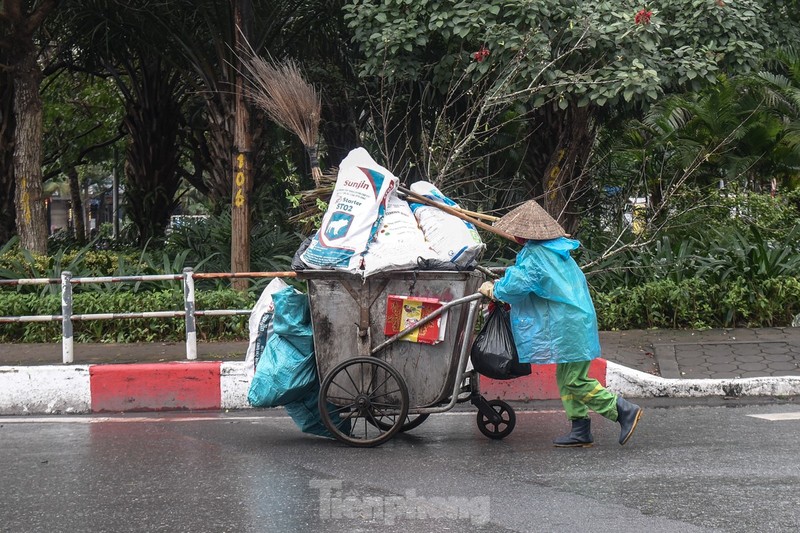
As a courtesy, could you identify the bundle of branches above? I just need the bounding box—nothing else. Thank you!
[238,51,323,187]
[288,168,337,234]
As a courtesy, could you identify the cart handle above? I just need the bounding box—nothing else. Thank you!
[370,292,485,355]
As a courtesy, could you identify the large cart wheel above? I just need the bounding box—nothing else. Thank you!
[319,357,409,447]
[370,412,430,433]
[476,399,516,440]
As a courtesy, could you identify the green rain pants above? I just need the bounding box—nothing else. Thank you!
[556,361,618,421]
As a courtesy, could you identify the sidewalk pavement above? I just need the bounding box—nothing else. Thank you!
[2,327,800,415]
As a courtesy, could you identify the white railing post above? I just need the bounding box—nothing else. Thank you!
[183,267,197,360]
[61,271,74,364]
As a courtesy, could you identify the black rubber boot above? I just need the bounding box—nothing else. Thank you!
[617,396,643,445]
[553,418,593,448]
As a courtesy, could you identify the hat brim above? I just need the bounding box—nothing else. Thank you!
[492,201,566,241]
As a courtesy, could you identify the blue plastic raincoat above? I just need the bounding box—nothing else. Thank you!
[492,237,601,365]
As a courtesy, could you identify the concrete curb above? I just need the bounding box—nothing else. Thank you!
[3,359,800,415]
[0,365,91,415]
[0,362,254,415]
[605,361,800,398]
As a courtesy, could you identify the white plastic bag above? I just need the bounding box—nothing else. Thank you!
[300,148,398,273]
[362,192,438,276]
[244,277,289,369]
[409,181,485,267]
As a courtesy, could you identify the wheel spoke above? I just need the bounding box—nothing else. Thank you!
[330,379,355,397]
[326,395,355,403]
[371,406,397,420]
[368,373,393,396]
[319,357,409,447]
[343,366,362,395]
[365,409,384,428]
[370,388,403,400]
[328,403,357,415]
[370,401,402,408]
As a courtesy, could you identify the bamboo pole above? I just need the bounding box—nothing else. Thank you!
[398,186,517,243]
[398,186,499,222]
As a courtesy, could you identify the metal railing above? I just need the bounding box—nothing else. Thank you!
[0,269,296,364]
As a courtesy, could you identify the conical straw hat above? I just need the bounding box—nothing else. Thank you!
[492,200,566,241]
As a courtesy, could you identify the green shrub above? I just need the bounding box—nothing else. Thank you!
[593,275,800,329]
[593,278,718,330]
[3,273,799,342]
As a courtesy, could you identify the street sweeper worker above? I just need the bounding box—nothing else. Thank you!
[478,200,643,447]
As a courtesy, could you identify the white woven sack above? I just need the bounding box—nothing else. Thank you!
[409,181,485,267]
[362,191,438,276]
[300,148,398,273]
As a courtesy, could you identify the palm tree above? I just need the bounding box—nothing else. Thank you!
[56,2,189,245]
[758,46,800,190]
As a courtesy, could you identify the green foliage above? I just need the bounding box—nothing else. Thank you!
[584,234,705,292]
[164,211,300,276]
[345,0,774,108]
[584,206,800,328]
[42,71,124,177]
[2,210,302,295]
[697,225,800,284]
[593,277,717,330]
[0,238,138,296]
[593,275,800,329]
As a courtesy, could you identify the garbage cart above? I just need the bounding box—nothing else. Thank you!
[296,269,517,447]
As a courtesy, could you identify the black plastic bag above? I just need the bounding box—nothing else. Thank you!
[470,305,531,380]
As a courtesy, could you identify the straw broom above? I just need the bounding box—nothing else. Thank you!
[238,52,324,188]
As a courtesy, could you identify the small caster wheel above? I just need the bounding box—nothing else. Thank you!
[476,399,515,440]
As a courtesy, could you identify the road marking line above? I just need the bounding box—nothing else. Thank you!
[747,412,800,421]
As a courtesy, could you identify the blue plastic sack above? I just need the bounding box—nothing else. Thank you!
[247,287,317,408]
[283,383,352,438]
[252,311,273,370]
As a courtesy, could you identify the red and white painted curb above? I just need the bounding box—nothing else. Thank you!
[2,359,800,415]
[0,362,251,416]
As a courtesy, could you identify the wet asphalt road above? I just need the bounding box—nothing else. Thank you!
[1,399,799,533]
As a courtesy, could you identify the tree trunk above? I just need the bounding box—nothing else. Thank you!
[0,58,15,245]
[67,165,85,243]
[231,0,253,290]
[525,103,598,235]
[12,46,48,254]
[540,105,597,235]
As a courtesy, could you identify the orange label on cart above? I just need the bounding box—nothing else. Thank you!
[384,295,447,344]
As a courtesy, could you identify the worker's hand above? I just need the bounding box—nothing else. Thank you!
[479,281,495,300]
